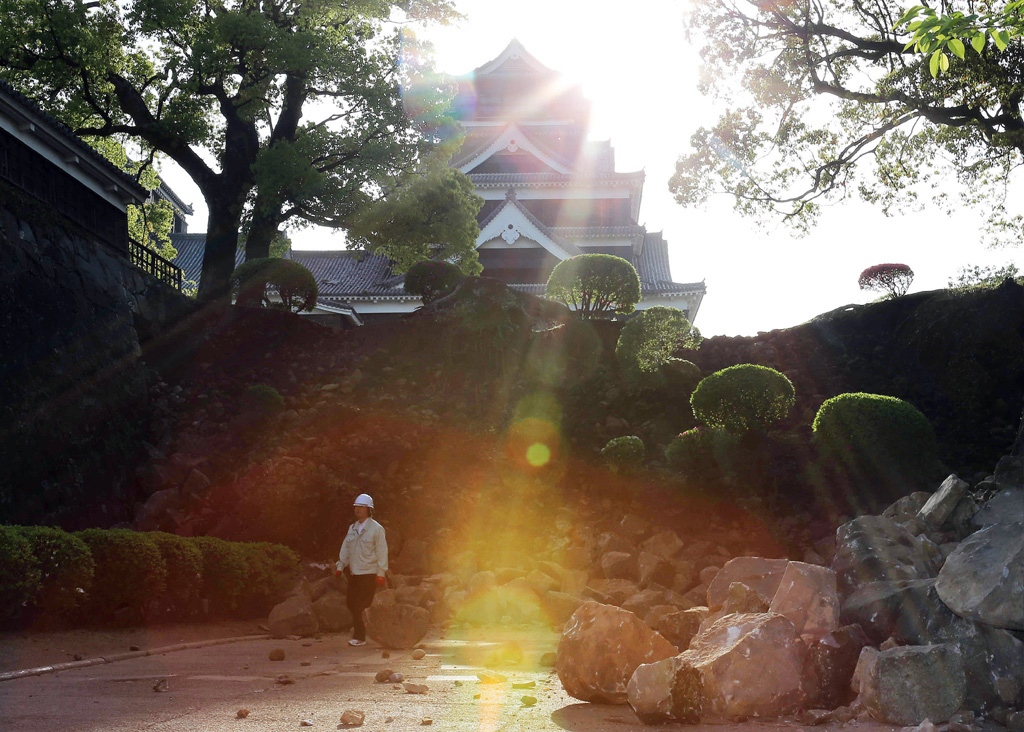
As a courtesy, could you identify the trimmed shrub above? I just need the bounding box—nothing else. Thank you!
[859,263,914,299]
[190,536,249,615]
[149,532,204,619]
[616,307,701,389]
[546,254,641,319]
[231,257,318,312]
[690,364,795,433]
[236,542,302,615]
[75,529,166,621]
[601,435,645,472]
[404,260,464,304]
[662,358,703,395]
[665,426,739,481]
[240,384,285,420]
[13,526,93,623]
[812,393,939,492]
[0,526,42,621]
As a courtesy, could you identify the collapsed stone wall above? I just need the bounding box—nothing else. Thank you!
[0,183,192,527]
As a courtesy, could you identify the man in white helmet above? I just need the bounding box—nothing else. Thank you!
[336,493,388,646]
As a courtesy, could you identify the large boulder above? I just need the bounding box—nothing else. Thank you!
[639,531,684,560]
[587,578,639,606]
[366,601,429,649]
[840,579,938,644]
[705,557,789,611]
[541,591,584,625]
[768,561,839,638]
[972,489,1024,528]
[858,644,966,725]
[600,551,638,581]
[135,488,182,531]
[556,601,676,704]
[674,613,806,720]
[802,624,871,709]
[313,591,352,632]
[637,552,674,588]
[627,656,702,724]
[937,522,1024,630]
[649,607,708,652]
[832,515,941,597]
[268,594,319,638]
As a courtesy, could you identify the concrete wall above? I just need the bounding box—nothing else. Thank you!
[0,182,192,526]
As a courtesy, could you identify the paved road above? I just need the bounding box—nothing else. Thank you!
[0,626,901,732]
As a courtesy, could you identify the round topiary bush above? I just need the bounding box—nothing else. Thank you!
[601,435,645,472]
[13,526,94,624]
[812,392,939,493]
[149,532,204,619]
[404,260,464,304]
[0,526,42,621]
[546,254,641,319]
[690,364,796,433]
[231,257,318,312]
[240,384,285,420]
[665,426,739,481]
[616,307,702,390]
[190,536,249,616]
[74,529,167,622]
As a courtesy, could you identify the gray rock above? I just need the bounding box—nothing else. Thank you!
[802,624,871,709]
[639,531,684,560]
[587,578,639,606]
[268,594,319,638]
[972,490,1024,528]
[936,521,1024,630]
[832,515,941,598]
[705,557,790,611]
[859,644,966,725]
[135,488,181,531]
[622,589,665,619]
[884,492,932,523]
[768,561,840,638]
[313,591,352,633]
[626,655,702,724]
[721,582,769,615]
[600,551,637,581]
[993,456,1024,490]
[367,601,429,649]
[917,475,970,528]
[637,552,674,588]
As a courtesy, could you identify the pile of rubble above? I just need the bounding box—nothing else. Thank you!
[553,455,1024,728]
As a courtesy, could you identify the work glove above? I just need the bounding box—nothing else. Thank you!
[376,575,386,587]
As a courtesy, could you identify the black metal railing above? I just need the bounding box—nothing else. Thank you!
[129,239,183,291]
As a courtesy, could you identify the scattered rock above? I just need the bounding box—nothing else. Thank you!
[858,644,966,725]
[382,650,390,659]
[275,674,295,685]
[129,645,140,652]
[477,671,507,684]
[237,709,249,718]
[420,718,432,725]
[403,682,428,694]
[411,649,426,660]
[520,696,537,706]
[269,648,286,661]
[539,652,556,667]
[300,720,313,727]
[339,709,365,726]
[512,680,536,689]
[152,678,168,692]
[374,669,393,682]
[389,673,404,683]
[366,602,429,649]
[556,601,676,704]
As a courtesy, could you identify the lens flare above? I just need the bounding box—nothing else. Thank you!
[526,442,551,467]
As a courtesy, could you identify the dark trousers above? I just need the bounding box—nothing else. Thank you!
[346,573,377,641]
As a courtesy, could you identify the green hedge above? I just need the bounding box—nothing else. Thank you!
[75,529,167,621]
[0,526,41,621]
[616,307,701,389]
[690,364,795,433]
[0,528,299,625]
[601,435,645,472]
[665,426,739,481]
[812,392,939,491]
[12,526,94,623]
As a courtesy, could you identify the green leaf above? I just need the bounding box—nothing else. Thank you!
[939,52,950,71]
[993,30,1009,50]
[948,38,965,58]
[971,33,986,53]
[929,49,941,76]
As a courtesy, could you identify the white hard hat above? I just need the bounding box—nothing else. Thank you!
[353,493,374,509]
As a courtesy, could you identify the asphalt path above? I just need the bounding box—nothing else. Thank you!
[0,627,902,732]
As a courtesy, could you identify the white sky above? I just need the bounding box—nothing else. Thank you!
[162,0,1022,336]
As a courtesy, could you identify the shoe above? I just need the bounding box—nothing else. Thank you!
[348,639,367,646]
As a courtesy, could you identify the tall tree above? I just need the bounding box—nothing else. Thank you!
[0,0,479,300]
[671,0,1023,244]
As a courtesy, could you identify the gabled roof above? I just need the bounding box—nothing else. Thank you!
[169,233,245,286]
[156,178,194,215]
[472,39,554,77]
[477,191,582,259]
[288,250,412,299]
[455,123,575,174]
[0,77,147,203]
[467,170,645,190]
[635,231,706,295]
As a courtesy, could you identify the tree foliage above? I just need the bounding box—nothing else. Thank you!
[0,0,476,299]
[231,258,318,312]
[615,306,702,389]
[546,254,641,319]
[859,263,915,298]
[947,261,1021,288]
[673,0,1023,244]
[404,259,465,303]
[897,2,1023,76]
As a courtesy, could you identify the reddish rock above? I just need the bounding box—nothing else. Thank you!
[366,602,429,649]
[556,601,676,704]
[769,562,840,637]
[706,557,790,611]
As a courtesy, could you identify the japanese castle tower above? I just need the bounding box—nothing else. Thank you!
[171,40,706,325]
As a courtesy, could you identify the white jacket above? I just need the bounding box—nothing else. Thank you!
[336,518,388,576]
